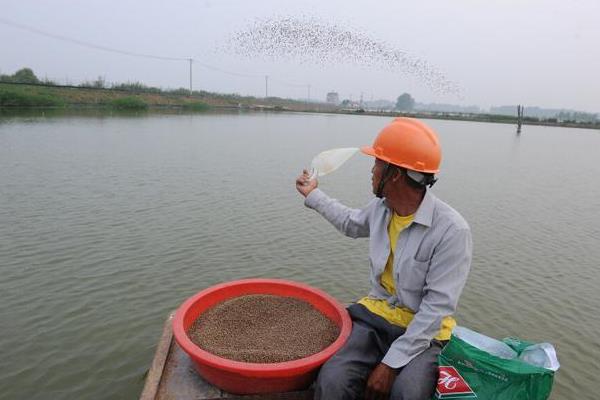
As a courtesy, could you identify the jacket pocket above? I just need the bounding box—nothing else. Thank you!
[398,259,429,292]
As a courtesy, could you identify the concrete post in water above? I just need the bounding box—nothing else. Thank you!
[517,104,524,134]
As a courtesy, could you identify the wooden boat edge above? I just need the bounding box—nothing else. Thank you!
[140,312,314,400]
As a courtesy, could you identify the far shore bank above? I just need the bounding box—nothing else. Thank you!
[1,81,598,131]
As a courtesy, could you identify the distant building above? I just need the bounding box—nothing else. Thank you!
[326,91,339,105]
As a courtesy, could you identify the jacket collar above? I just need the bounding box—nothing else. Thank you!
[413,189,435,228]
[383,189,435,228]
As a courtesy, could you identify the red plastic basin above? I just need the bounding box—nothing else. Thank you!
[172,278,351,395]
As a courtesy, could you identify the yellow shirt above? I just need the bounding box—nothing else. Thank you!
[358,212,455,341]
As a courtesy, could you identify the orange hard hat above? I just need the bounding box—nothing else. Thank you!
[360,117,442,173]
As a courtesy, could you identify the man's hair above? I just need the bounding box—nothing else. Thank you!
[390,165,435,189]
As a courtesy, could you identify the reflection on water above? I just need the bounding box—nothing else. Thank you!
[1,111,599,399]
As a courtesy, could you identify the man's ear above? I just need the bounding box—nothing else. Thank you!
[390,168,403,183]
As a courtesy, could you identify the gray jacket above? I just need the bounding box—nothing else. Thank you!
[304,188,472,368]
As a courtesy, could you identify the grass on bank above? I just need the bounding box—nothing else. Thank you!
[181,101,210,111]
[109,96,148,110]
[0,87,65,107]
[0,83,214,112]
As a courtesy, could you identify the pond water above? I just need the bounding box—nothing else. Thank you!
[1,110,598,399]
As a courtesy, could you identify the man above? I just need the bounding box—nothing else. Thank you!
[295,118,472,400]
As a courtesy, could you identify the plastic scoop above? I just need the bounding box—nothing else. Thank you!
[308,147,359,180]
[518,343,560,371]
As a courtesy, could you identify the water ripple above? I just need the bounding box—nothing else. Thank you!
[1,113,599,399]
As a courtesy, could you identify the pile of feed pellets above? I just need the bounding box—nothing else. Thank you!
[188,294,340,363]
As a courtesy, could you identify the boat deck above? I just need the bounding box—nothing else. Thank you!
[140,313,314,400]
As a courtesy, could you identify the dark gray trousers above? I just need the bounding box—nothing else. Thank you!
[314,304,443,400]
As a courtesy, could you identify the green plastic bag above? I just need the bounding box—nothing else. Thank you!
[433,334,555,399]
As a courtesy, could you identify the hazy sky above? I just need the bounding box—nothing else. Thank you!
[1,0,598,112]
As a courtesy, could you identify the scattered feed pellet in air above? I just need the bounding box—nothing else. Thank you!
[224,15,460,95]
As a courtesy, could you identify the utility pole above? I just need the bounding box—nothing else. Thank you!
[189,58,193,96]
[307,84,311,103]
[265,75,269,98]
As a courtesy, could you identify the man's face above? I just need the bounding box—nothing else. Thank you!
[371,158,387,195]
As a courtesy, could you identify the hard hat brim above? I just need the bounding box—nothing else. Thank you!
[360,146,377,158]
[360,145,440,173]
[361,145,392,164]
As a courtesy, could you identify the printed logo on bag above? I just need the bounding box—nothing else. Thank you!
[434,366,477,399]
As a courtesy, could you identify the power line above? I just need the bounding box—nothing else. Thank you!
[193,61,264,78]
[270,77,307,88]
[0,17,189,61]
[0,17,356,102]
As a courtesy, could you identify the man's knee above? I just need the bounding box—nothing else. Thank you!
[389,343,441,400]
[314,316,382,399]
[314,356,366,400]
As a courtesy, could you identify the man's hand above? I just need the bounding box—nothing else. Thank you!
[365,363,397,400]
[295,169,318,198]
